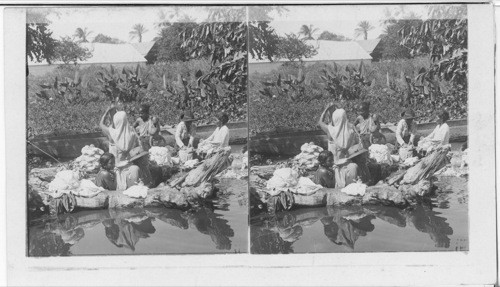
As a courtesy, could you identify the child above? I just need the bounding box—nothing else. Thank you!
[370,114,387,145]
[94,152,117,191]
[149,116,167,147]
[313,150,336,188]
[133,104,158,151]
[353,102,373,148]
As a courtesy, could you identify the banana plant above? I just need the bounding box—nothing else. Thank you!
[258,68,310,102]
[96,64,148,103]
[35,71,83,103]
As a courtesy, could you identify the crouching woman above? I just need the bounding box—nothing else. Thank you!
[313,151,336,188]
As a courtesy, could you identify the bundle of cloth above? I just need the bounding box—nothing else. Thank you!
[340,182,367,196]
[123,184,149,199]
[265,167,323,196]
[197,140,215,156]
[241,151,248,170]
[368,144,393,165]
[399,145,414,162]
[417,138,451,155]
[73,145,104,173]
[47,169,105,198]
[149,146,172,166]
[293,143,323,170]
[183,159,200,169]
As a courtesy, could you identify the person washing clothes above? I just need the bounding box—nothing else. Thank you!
[396,108,418,147]
[100,107,153,189]
[313,150,336,188]
[317,104,360,188]
[94,152,117,191]
[425,110,450,145]
[202,113,230,149]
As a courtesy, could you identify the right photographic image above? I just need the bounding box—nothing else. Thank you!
[248,4,469,253]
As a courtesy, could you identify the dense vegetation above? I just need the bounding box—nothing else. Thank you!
[27,59,244,138]
[249,57,466,135]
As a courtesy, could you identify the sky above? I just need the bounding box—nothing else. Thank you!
[32,6,212,43]
[267,5,428,40]
[29,4,433,44]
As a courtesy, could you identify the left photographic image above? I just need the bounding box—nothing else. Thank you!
[26,6,249,255]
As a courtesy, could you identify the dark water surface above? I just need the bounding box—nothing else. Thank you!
[251,176,468,254]
[28,179,248,256]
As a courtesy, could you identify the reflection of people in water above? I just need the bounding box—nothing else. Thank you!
[103,217,156,251]
[322,208,375,250]
[404,204,453,248]
[28,216,86,256]
[188,207,234,250]
[250,224,294,254]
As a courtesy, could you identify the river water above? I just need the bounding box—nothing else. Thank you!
[28,178,248,256]
[250,176,468,253]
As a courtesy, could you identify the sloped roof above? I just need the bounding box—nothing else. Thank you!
[28,43,147,66]
[355,39,382,54]
[131,41,156,57]
[249,40,372,63]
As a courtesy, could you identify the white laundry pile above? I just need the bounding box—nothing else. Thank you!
[123,185,148,199]
[398,146,414,161]
[461,149,468,168]
[368,144,393,164]
[197,140,215,156]
[73,179,105,198]
[149,146,172,166]
[294,143,323,170]
[403,157,420,167]
[183,159,200,169]
[241,151,248,170]
[417,137,436,154]
[266,168,300,196]
[48,170,81,198]
[265,167,322,196]
[295,177,323,195]
[47,170,105,198]
[340,182,367,196]
[417,138,451,154]
[73,145,104,173]
[178,148,194,163]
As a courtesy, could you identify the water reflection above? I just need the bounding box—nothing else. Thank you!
[29,206,237,256]
[251,202,454,254]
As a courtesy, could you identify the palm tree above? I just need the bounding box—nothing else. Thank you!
[298,24,319,40]
[355,21,374,40]
[129,24,148,43]
[73,27,92,43]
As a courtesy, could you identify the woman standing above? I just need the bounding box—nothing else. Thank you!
[100,107,153,189]
[318,104,360,188]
